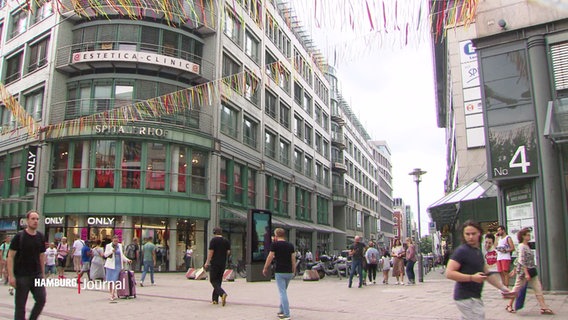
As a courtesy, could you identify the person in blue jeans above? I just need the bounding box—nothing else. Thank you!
[263,228,296,320]
[348,235,365,288]
[405,238,417,284]
[140,237,156,287]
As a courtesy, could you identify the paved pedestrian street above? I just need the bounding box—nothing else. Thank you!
[0,271,566,319]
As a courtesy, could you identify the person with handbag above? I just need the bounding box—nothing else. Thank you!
[56,237,69,279]
[104,235,131,301]
[505,228,554,315]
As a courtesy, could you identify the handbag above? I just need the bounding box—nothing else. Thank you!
[528,267,538,278]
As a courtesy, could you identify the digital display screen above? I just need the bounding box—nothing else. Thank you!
[250,210,271,262]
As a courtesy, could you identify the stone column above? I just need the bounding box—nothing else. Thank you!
[527,35,568,290]
[169,218,178,271]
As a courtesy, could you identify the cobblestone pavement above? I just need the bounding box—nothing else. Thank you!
[0,269,565,319]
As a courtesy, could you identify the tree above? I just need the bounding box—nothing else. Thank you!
[419,236,432,255]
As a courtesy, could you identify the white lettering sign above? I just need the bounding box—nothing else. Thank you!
[45,217,64,225]
[71,50,200,75]
[87,217,115,225]
[94,125,168,138]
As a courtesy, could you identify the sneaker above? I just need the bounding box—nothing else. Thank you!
[373,281,376,284]
[140,283,144,287]
[211,301,218,305]
[278,316,291,320]
[277,312,284,317]
[221,293,228,306]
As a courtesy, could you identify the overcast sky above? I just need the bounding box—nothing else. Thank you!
[335,44,447,236]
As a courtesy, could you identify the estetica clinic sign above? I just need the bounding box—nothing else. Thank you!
[71,50,200,75]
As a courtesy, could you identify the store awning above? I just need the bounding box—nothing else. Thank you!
[544,99,568,144]
[428,172,497,229]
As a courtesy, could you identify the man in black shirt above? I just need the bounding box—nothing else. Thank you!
[446,220,514,319]
[204,227,230,306]
[348,235,366,288]
[263,228,296,320]
[8,210,46,320]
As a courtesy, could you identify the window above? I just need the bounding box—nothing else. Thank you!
[221,103,238,138]
[244,31,259,63]
[314,105,322,126]
[27,37,49,73]
[294,114,303,139]
[191,150,207,195]
[279,139,289,165]
[24,88,43,120]
[114,84,133,108]
[94,141,115,189]
[32,0,53,24]
[304,124,312,146]
[303,93,312,115]
[94,83,112,112]
[279,101,290,129]
[122,141,142,189]
[243,116,258,148]
[323,140,330,159]
[294,82,302,105]
[265,90,277,119]
[294,149,302,172]
[247,169,256,206]
[234,162,244,203]
[304,156,312,177]
[224,10,241,44]
[323,167,330,186]
[315,133,322,154]
[5,52,23,84]
[315,162,322,184]
[222,53,240,90]
[322,112,329,132]
[0,105,16,131]
[146,143,166,190]
[244,70,259,105]
[10,10,27,39]
[162,30,178,57]
[265,130,276,158]
[9,152,22,195]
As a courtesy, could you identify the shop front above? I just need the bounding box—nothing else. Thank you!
[43,214,207,271]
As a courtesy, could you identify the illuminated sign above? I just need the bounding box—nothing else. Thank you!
[94,125,168,138]
[72,50,200,75]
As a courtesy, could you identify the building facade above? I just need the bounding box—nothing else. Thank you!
[430,0,568,290]
[0,0,393,270]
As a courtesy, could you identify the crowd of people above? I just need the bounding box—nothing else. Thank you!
[0,210,557,320]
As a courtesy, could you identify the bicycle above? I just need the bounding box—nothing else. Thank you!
[227,258,247,278]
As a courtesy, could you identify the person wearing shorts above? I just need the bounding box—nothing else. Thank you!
[496,226,515,287]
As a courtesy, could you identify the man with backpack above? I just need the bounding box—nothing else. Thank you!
[365,241,380,284]
[125,238,140,271]
[7,210,46,320]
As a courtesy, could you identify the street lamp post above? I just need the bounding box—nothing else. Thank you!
[409,168,426,283]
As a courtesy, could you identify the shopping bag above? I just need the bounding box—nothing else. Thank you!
[194,267,208,280]
[185,268,196,279]
[514,282,529,310]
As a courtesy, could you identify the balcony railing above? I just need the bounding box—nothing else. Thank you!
[59,0,217,34]
[50,98,213,135]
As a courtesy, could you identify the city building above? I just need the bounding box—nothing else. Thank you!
[429,0,568,290]
[0,0,393,270]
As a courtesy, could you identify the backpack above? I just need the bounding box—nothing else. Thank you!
[370,251,378,264]
[125,244,137,260]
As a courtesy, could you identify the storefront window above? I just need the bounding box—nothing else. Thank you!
[51,145,69,190]
[72,142,89,188]
[147,143,166,190]
[0,156,5,197]
[122,141,141,189]
[247,169,256,206]
[220,158,228,198]
[171,145,187,192]
[94,140,116,188]
[191,151,206,195]
[9,152,21,195]
[234,163,243,203]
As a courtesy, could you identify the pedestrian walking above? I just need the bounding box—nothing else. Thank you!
[78,240,92,282]
[496,225,515,288]
[184,245,193,270]
[89,240,105,281]
[56,237,69,279]
[104,235,131,302]
[140,237,156,287]
[262,228,296,320]
[446,220,515,320]
[381,251,391,284]
[7,210,47,320]
[391,239,405,285]
[0,236,10,283]
[124,238,140,272]
[505,227,554,315]
[44,243,57,279]
[348,235,365,288]
[204,227,230,306]
[364,241,380,284]
[405,238,418,285]
[71,235,85,275]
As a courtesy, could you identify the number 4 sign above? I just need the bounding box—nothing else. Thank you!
[509,146,531,173]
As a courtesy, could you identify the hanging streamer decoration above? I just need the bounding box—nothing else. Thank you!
[0,83,39,137]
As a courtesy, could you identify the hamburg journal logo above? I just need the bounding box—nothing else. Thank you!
[34,277,126,294]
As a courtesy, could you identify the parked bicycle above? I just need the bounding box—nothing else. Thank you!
[227,258,247,278]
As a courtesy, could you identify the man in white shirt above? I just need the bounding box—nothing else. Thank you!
[45,243,57,278]
[71,236,85,274]
[496,226,515,287]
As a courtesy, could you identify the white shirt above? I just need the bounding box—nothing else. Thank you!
[496,235,512,261]
[72,239,85,256]
[45,248,57,266]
